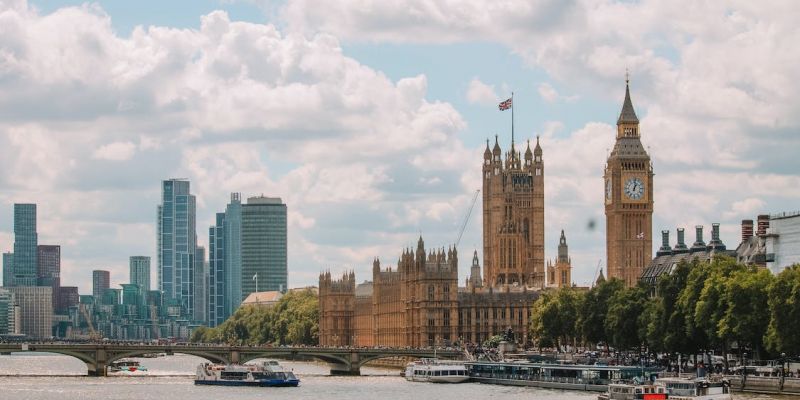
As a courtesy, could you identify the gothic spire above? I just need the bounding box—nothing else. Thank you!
[617,74,639,125]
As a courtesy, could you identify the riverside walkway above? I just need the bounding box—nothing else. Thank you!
[0,342,462,376]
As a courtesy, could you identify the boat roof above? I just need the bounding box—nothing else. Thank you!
[465,361,659,372]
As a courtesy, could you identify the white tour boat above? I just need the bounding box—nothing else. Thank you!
[107,359,148,375]
[656,377,731,400]
[405,359,469,383]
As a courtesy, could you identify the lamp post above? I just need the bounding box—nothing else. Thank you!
[743,352,748,389]
[781,352,786,391]
[333,334,339,348]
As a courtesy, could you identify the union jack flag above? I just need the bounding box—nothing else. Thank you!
[498,97,512,111]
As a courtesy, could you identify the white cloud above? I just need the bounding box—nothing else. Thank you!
[538,82,559,103]
[93,141,137,161]
[466,78,498,105]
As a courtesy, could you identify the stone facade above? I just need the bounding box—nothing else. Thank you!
[319,237,539,348]
[605,80,654,287]
[482,136,545,288]
[546,230,572,288]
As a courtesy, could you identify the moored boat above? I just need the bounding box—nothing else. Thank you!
[195,360,299,387]
[107,359,148,375]
[598,382,668,400]
[405,359,469,383]
[656,377,731,400]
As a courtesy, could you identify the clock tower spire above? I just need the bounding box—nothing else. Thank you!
[604,76,653,287]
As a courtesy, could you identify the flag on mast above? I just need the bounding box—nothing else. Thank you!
[498,97,513,111]
[252,273,258,281]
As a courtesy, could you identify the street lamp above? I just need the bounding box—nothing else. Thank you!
[781,352,786,391]
[743,352,748,389]
[333,334,339,348]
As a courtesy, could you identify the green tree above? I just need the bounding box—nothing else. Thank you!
[717,267,774,358]
[579,278,624,351]
[605,285,647,351]
[766,265,800,355]
[530,287,584,351]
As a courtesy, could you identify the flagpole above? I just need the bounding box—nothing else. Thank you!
[511,92,515,145]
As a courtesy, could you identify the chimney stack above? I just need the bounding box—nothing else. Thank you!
[674,228,689,253]
[707,222,726,251]
[657,230,672,256]
[741,219,754,243]
[691,225,706,253]
[757,214,770,236]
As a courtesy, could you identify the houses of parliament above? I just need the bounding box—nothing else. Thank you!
[319,80,651,347]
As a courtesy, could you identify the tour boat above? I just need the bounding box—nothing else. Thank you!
[107,359,148,375]
[404,359,470,383]
[195,360,300,387]
[598,382,669,400]
[655,378,731,400]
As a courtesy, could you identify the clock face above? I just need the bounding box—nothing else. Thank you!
[605,179,612,200]
[624,177,645,200]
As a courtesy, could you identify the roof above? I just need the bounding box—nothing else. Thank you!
[640,249,736,285]
[617,82,639,124]
[355,281,373,297]
[241,291,283,305]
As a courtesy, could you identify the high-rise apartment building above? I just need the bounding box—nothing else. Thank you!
[224,194,242,318]
[8,286,52,338]
[2,252,12,287]
[37,245,60,310]
[12,204,38,287]
[92,270,110,298]
[129,256,151,290]
[0,288,20,335]
[157,179,198,319]
[208,212,226,326]
[241,196,287,298]
[193,246,206,323]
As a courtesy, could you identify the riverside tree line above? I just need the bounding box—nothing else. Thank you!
[190,288,319,346]
[529,257,800,367]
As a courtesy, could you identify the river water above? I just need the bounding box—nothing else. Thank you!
[0,353,785,400]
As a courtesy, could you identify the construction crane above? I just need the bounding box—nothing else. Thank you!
[592,259,603,288]
[80,304,101,340]
[455,189,480,249]
[150,305,160,340]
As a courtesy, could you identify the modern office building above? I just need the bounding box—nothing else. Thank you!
[12,204,38,287]
[92,270,110,298]
[193,246,206,324]
[0,288,20,335]
[208,212,226,327]
[8,286,52,338]
[37,245,60,309]
[765,212,800,274]
[157,179,198,320]
[223,194,242,318]
[129,256,151,290]
[2,252,12,287]
[56,286,79,314]
[241,196,287,299]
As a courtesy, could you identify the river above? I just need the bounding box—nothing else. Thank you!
[0,353,787,400]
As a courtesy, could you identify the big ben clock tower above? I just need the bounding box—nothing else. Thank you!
[604,77,653,287]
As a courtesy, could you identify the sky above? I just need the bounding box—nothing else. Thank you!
[1,0,799,294]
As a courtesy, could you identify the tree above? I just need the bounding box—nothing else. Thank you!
[579,278,624,351]
[189,288,319,346]
[715,267,773,358]
[766,265,800,355]
[605,285,648,351]
[530,287,584,351]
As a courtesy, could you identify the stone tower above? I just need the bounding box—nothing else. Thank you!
[547,230,572,287]
[604,78,654,287]
[318,270,355,346]
[482,135,545,288]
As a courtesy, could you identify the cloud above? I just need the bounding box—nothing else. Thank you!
[0,2,479,292]
[92,141,137,161]
[465,78,498,105]
[538,82,559,103]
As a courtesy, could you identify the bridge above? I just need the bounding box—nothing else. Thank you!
[0,343,463,376]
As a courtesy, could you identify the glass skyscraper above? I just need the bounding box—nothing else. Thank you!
[92,270,110,298]
[241,196,287,298]
[223,194,242,318]
[157,179,198,320]
[208,212,226,327]
[2,252,12,287]
[193,246,206,324]
[129,256,151,290]
[12,204,38,287]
